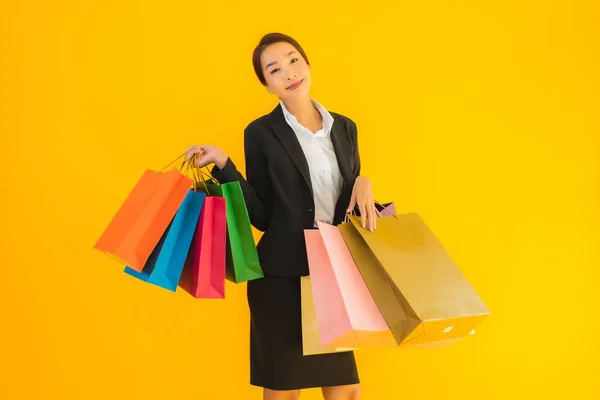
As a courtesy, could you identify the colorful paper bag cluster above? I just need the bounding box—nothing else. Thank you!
[302,202,490,354]
[94,155,263,298]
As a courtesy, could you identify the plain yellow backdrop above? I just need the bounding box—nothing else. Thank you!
[1,0,599,399]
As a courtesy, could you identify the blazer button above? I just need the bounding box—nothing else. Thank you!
[305,208,313,212]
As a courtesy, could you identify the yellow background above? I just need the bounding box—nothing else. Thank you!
[1,0,598,399]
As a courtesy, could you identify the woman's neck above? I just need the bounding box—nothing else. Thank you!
[282,97,323,133]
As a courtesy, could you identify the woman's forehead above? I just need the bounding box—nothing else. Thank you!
[261,42,298,66]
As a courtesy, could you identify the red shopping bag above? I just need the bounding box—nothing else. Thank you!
[179,196,227,298]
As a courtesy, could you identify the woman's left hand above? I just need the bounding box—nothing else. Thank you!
[346,176,378,231]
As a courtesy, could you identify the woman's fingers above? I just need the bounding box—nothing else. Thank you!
[358,202,367,229]
[185,145,205,161]
[357,200,378,232]
[195,153,211,168]
[363,202,374,232]
[370,203,377,231]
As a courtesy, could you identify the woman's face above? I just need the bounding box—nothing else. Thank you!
[260,41,311,102]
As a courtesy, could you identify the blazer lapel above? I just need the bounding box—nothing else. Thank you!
[266,104,355,199]
[330,116,353,189]
[267,104,314,197]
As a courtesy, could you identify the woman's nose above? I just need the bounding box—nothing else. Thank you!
[284,69,297,80]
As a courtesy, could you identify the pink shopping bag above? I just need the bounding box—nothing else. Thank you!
[304,222,396,348]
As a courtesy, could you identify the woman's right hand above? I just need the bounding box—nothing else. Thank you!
[184,145,229,169]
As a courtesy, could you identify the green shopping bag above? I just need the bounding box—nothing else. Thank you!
[196,175,263,283]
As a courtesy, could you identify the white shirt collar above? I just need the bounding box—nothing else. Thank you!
[280,99,334,138]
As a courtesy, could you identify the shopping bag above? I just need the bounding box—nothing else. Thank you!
[94,158,193,272]
[178,195,227,298]
[300,276,354,356]
[201,180,263,283]
[352,201,396,218]
[339,212,490,348]
[123,189,206,291]
[375,202,396,217]
[305,223,396,348]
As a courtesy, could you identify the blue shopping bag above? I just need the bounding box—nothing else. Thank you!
[124,190,206,291]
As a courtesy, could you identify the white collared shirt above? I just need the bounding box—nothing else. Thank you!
[280,99,343,226]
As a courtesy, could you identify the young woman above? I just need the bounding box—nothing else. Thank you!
[185,33,378,400]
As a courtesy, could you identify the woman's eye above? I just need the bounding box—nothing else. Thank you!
[290,58,299,64]
[270,68,280,75]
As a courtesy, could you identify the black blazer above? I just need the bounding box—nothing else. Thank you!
[211,103,361,277]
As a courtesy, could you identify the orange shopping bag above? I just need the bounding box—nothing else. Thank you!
[94,155,193,271]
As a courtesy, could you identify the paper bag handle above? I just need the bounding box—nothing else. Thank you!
[183,154,211,194]
[344,201,398,223]
[374,200,398,219]
[153,153,188,175]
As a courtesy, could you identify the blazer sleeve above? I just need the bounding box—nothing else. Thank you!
[350,118,361,179]
[210,123,273,232]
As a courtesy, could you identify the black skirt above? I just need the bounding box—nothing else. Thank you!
[247,275,360,390]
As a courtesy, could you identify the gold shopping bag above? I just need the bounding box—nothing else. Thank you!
[339,212,490,348]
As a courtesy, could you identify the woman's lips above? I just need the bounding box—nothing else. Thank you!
[286,79,304,90]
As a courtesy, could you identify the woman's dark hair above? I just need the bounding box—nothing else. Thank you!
[252,33,310,86]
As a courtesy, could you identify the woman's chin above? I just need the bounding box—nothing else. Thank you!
[281,88,311,101]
